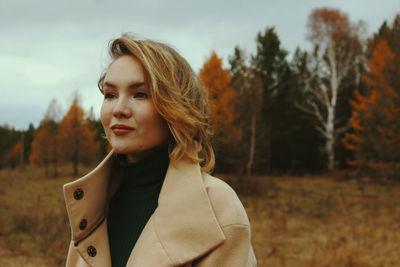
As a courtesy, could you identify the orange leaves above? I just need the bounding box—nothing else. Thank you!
[307,8,359,46]
[57,98,85,145]
[29,124,51,167]
[308,8,349,37]
[29,97,100,176]
[7,141,22,166]
[58,97,99,175]
[12,142,22,156]
[345,38,400,166]
[364,40,395,86]
[199,51,240,145]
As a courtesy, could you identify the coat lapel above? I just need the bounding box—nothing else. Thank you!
[150,158,226,265]
[63,151,121,267]
[63,151,225,267]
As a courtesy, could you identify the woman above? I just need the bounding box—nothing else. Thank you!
[63,35,257,267]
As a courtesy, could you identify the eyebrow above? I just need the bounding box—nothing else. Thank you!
[103,81,146,89]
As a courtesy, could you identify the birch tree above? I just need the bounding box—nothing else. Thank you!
[229,47,262,179]
[300,8,365,171]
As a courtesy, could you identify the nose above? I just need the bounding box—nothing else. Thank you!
[113,95,132,118]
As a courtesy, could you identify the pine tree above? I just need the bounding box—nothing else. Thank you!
[251,27,291,174]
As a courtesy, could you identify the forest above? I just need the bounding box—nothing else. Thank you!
[1,8,400,266]
[1,8,400,182]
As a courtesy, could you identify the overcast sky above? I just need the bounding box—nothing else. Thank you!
[1,0,399,130]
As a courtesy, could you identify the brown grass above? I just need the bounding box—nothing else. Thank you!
[1,167,399,266]
[0,164,91,266]
[234,175,400,267]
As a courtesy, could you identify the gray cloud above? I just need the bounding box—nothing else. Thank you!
[1,0,399,130]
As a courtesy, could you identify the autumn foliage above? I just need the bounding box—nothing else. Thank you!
[30,120,58,176]
[57,97,99,176]
[344,39,400,167]
[29,97,99,177]
[4,141,22,168]
[199,51,241,146]
[3,11,400,178]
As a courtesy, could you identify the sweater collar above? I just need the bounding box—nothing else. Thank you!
[115,147,169,196]
[63,150,225,265]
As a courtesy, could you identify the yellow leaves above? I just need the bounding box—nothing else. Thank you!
[199,51,241,145]
[30,97,100,175]
[57,98,99,166]
[29,122,53,167]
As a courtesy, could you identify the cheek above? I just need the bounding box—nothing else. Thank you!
[143,107,169,139]
[100,103,111,130]
[153,114,170,140]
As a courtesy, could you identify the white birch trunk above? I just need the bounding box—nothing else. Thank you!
[326,43,339,172]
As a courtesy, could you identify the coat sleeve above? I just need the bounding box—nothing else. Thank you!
[193,224,257,267]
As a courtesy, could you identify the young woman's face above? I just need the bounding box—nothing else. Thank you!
[100,55,170,162]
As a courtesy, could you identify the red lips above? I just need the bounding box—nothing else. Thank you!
[111,124,135,136]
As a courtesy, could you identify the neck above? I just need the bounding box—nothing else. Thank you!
[125,145,169,163]
[115,146,170,196]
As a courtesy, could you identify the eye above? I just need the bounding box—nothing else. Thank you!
[134,92,148,99]
[104,92,116,99]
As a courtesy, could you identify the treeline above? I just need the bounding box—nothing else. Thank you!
[1,96,108,176]
[1,8,399,179]
[201,8,400,178]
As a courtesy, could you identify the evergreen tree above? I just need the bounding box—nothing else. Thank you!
[251,27,295,174]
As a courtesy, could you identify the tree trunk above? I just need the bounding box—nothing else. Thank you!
[73,149,79,177]
[53,160,58,177]
[246,112,257,179]
[265,120,271,175]
[326,105,335,172]
[53,145,58,177]
[326,134,335,172]
[20,132,25,165]
[326,43,339,172]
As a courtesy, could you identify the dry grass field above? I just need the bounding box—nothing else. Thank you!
[0,166,399,266]
[237,176,400,266]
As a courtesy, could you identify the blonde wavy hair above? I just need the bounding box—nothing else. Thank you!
[98,35,215,172]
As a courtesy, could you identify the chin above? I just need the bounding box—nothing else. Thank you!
[109,143,133,155]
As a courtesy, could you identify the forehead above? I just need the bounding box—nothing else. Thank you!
[104,55,145,83]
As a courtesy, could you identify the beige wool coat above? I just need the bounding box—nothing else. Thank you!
[63,151,257,267]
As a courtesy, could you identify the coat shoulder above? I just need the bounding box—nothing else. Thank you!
[201,173,250,228]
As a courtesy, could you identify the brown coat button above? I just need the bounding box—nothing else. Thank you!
[87,246,97,257]
[74,188,84,200]
[79,219,87,230]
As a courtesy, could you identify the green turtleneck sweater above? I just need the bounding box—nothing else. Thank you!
[107,147,169,267]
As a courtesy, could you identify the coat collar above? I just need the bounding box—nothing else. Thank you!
[63,151,225,265]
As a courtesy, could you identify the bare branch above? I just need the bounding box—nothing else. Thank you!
[315,125,329,138]
[335,123,351,138]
